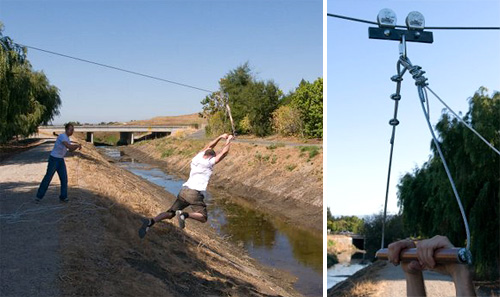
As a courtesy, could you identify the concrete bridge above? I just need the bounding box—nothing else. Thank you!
[38,125,191,145]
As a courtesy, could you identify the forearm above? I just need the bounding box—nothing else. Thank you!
[68,143,80,152]
[215,142,231,163]
[405,272,426,297]
[451,265,476,296]
[207,136,224,149]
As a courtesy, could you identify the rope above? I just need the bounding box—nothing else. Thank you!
[15,43,214,93]
[400,55,472,250]
[417,85,471,250]
[381,60,405,249]
[425,86,500,156]
[327,13,500,30]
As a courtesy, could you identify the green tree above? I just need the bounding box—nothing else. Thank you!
[0,23,61,142]
[201,63,281,137]
[289,77,323,138]
[397,87,499,280]
[363,212,405,260]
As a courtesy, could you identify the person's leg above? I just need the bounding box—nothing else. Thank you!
[36,156,58,200]
[179,191,208,223]
[139,195,189,238]
[56,158,68,201]
[153,197,189,222]
[182,211,207,223]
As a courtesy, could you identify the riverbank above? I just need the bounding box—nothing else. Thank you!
[0,138,300,296]
[122,135,323,232]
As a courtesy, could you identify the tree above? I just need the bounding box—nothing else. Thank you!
[288,78,323,138]
[201,63,282,137]
[363,212,405,260]
[0,23,61,142]
[397,88,499,280]
[272,104,304,137]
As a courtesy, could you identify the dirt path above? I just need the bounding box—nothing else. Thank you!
[374,263,456,297]
[0,141,63,296]
[186,129,322,147]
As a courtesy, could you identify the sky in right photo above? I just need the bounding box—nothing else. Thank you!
[327,0,500,217]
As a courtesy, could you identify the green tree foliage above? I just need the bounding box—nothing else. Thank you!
[327,215,365,234]
[0,23,61,142]
[201,63,281,137]
[288,78,323,138]
[397,88,499,280]
[363,213,405,260]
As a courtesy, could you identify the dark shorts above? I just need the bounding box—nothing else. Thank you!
[168,187,207,218]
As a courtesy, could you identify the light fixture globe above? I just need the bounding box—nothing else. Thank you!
[406,11,425,30]
[377,8,397,28]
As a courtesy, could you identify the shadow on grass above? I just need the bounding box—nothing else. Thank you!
[0,181,283,297]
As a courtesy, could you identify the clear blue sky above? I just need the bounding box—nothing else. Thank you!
[0,0,322,124]
[327,0,500,216]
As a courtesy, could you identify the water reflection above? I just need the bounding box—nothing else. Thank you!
[327,252,369,289]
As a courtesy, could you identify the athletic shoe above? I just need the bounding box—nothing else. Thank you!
[176,210,186,229]
[34,197,41,203]
[138,218,150,239]
[60,198,69,203]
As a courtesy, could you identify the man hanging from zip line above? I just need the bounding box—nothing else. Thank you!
[138,133,234,238]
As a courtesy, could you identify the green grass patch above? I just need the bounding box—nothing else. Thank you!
[161,147,176,158]
[299,146,320,160]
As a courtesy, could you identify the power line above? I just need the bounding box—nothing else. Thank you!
[327,13,500,30]
[15,43,215,93]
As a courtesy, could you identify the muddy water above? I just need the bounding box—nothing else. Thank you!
[327,252,369,289]
[97,146,322,297]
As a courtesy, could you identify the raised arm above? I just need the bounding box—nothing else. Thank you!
[202,133,229,152]
[214,135,233,164]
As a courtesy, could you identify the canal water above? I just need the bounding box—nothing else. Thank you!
[327,252,369,289]
[97,146,322,297]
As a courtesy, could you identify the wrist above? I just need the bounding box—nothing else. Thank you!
[450,264,472,281]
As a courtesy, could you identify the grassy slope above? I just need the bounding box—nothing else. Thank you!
[58,139,299,297]
[125,136,323,231]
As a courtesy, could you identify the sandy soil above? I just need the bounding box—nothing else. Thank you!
[0,141,62,296]
[373,263,456,297]
[329,260,498,297]
[123,136,323,232]
[0,138,300,297]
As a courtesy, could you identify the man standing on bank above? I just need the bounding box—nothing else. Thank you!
[35,123,82,203]
[139,133,234,238]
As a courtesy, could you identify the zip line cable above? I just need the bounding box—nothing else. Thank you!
[15,43,215,93]
[327,13,500,30]
[425,86,500,156]
[417,83,471,250]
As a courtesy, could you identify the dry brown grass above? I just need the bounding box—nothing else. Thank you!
[328,261,386,297]
[58,138,298,297]
[342,280,379,297]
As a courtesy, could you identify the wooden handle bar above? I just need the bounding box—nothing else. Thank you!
[376,247,472,264]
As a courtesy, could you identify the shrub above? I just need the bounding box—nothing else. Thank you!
[272,105,304,136]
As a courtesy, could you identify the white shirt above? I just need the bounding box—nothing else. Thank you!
[50,133,70,158]
[182,151,216,192]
